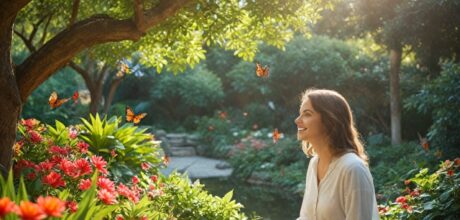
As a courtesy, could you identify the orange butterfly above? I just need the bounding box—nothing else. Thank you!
[125,106,147,124]
[162,155,170,165]
[272,128,281,143]
[256,62,270,78]
[417,132,429,152]
[49,91,70,109]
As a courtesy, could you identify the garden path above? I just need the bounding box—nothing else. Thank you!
[160,156,232,179]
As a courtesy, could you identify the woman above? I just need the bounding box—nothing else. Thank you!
[295,89,379,220]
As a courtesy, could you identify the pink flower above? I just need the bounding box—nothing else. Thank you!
[410,189,420,197]
[91,156,108,174]
[141,162,150,170]
[68,127,78,139]
[97,189,117,205]
[78,179,92,191]
[42,171,66,188]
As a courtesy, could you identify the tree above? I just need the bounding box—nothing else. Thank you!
[0,0,327,174]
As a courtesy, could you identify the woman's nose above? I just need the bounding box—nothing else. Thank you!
[294,116,300,125]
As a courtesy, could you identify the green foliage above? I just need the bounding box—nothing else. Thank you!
[153,173,252,220]
[15,0,329,72]
[379,159,460,220]
[405,62,460,156]
[79,114,163,181]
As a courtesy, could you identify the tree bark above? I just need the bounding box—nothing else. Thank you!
[103,77,124,114]
[0,0,30,176]
[389,46,402,145]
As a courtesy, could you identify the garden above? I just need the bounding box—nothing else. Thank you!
[1,0,460,219]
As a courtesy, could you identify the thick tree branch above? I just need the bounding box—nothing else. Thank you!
[16,0,194,101]
[0,0,31,26]
[69,0,80,28]
[133,0,145,31]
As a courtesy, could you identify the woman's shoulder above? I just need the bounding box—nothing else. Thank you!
[336,153,367,171]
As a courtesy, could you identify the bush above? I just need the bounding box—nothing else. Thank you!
[379,158,460,220]
[11,117,252,219]
[405,62,460,156]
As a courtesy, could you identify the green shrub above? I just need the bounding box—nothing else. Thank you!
[405,62,460,156]
[379,158,460,220]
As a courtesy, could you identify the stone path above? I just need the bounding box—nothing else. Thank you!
[160,156,232,179]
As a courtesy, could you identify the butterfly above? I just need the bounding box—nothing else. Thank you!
[72,91,79,104]
[272,128,281,143]
[49,91,70,109]
[125,106,147,124]
[417,132,429,152]
[256,62,270,78]
[162,155,170,165]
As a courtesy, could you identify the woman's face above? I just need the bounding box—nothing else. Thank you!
[294,98,326,142]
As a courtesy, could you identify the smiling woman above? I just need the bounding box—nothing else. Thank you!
[294,88,379,220]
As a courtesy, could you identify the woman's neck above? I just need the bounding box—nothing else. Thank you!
[312,140,333,164]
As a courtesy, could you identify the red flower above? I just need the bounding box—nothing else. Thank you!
[111,150,117,158]
[378,205,388,214]
[132,176,140,185]
[0,197,19,217]
[455,158,460,165]
[17,201,46,220]
[410,189,420,197]
[141,162,150,170]
[447,169,454,177]
[116,215,124,220]
[117,183,139,203]
[59,159,79,178]
[78,179,92,191]
[91,156,108,174]
[150,175,158,183]
[404,180,411,185]
[28,130,42,143]
[76,141,89,154]
[36,196,65,217]
[97,189,118,205]
[74,158,92,176]
[26,172,37,180]
[42,171,66,188]
[68,127,78,139]
[97,177,115,193]
[49,145,70,156]
[66,201,78,213]
[140,216,148,220]
[401,203,413,213]
[38,161,55,172]
[395,196,407,204]
[21,119,39,130]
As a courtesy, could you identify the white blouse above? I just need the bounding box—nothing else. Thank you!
[297,153,379,220]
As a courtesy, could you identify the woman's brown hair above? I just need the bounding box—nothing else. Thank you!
[300,88,369,165]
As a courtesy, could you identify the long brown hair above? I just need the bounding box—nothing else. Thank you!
[300,88,369,165]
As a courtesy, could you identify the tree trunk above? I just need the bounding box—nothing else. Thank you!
[0,17,22,177]
[389,46,402,145]
[103,77,123,114]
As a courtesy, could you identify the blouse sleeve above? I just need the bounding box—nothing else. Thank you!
[343,163,379,220]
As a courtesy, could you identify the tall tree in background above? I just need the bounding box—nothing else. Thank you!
[0,0,328,174]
